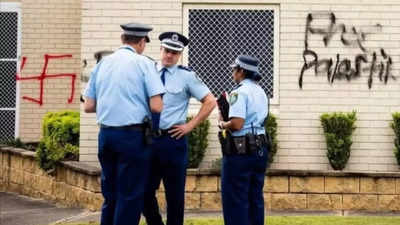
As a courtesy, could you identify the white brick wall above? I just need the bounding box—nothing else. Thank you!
[80,0,400,171]
[8,0,81,142]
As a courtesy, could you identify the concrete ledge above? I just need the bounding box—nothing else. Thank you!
[187,168,400,178]
[60,161,100,176]
[266,169,400,178]
[2,146,400,212]
[3,146,400,178]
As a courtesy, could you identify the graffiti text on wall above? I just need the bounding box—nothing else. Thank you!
[299,12,396,89]
[16,54,77,106]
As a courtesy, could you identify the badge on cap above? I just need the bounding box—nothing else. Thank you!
[172,34,179,42]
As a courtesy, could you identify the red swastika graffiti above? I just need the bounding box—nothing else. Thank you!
[15,54,77,106]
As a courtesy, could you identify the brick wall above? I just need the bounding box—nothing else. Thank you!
[80,0,400,171]
[16,0,81,142]
[2,147,400,212]
[272,0,400,172]
[0,146,102,211]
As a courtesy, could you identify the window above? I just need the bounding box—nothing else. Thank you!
[183,4,279,103]
[0,2,21,141]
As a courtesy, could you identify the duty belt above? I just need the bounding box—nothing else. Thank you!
[153,128,173,137]
[100,123,145,131]
[228,134,267,156]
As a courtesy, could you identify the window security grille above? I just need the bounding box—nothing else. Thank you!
[188,9,275,97]
[0,10,19,141]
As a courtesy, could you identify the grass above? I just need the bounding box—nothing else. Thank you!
[57,216,400,225]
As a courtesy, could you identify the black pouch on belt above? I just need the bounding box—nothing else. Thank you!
[218,130,234,155]
[246,133,262,154]
[142,116,153,146]
[232,136,247,154]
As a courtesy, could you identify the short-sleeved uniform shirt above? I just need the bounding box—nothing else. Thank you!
[228,79,269,136]
[157,64,210,129]
[84,45,165,126]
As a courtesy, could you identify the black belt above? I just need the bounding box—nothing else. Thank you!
[233,134,266,139]
[100,123,145,131]
[227,134,267,155]
[154,128,173,137]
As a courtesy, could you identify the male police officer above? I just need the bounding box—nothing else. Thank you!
[142,32,216,225]
[83,23,165,225]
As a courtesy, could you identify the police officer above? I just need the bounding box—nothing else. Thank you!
[83,23,165,225]
[142,32,216,225]
[218,55,269,225]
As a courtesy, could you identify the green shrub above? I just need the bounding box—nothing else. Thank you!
[187,117,210,168]
[265,114,278,168]
[320,111,357,170]
[36,111,80,172]
[391,113,400,167]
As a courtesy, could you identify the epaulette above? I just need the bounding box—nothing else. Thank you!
[144,55,155,61]
[232,84,243,91]
[178,65,193,71]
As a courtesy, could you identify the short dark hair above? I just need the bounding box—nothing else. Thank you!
[121,34,144,44]
[237,67,261,81]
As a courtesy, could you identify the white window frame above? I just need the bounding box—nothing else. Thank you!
[182,3,280,105]
[0,2,21,138]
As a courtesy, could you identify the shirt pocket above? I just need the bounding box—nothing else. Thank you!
[165,87,187,106]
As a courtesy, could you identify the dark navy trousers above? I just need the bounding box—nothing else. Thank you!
[98,128,151,225]
[143,135,188,225]
[221,147,268,225]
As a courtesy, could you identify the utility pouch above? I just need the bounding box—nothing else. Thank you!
[143,116,153,146]
[233,136,247,154]
[245,133,262,153]
[218,130,234,155]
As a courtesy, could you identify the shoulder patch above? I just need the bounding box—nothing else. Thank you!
[229,92,238,105]
[178,65,193,71]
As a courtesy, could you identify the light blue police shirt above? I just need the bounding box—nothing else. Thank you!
[84,45,165,126]
[228,79,269,136]
[157,64,210,129]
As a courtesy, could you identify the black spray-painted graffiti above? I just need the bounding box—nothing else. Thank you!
[299,12,396,89]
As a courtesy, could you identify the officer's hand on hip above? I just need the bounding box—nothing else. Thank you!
[169,123,194,140]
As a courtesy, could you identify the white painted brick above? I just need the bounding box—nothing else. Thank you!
[347,164,369,171]
[77,0,400,172]
[369,164,389,172]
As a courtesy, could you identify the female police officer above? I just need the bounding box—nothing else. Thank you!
[218,55,269,225]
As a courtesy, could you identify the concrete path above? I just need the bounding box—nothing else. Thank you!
[0,192,83,225]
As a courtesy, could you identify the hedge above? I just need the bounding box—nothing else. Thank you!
[187,117,210,168]
[320,111,357,170]
[392,113,400,167]
[36,111,80,172]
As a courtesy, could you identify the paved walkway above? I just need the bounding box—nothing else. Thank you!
[0,192,83,225]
